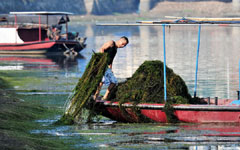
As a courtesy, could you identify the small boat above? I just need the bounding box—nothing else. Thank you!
[0,11,86,55]
[93,99,240,123]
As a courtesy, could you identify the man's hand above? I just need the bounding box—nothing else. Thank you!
[108,64,112,70]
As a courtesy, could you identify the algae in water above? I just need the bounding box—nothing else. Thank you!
[58,53,109,125]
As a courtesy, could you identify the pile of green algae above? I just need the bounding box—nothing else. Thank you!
[108,60,193,104]
[107,60,201,123]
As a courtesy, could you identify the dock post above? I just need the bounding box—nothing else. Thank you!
[207,97,210,105]
[215,97,218,105]
[162,24,167,102]
[194,25,201,98]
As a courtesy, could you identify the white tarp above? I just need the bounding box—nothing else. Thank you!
[0,28,24,43]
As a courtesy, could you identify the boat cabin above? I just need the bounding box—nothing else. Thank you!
[0,11,86,54]
[0,11,74,44]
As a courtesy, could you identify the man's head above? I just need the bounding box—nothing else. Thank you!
[116,36,129,48]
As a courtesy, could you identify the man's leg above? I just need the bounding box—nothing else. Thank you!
[93,82,103,100]
[103,83,115,100]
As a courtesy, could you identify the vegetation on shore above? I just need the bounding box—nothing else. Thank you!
[0,75,70,150]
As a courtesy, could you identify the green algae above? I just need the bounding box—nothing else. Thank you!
[0,70,78,93]
[0,77,70,150]
[58,53,109,125]
[0,70,43,87]
[109,60,191,104]
[108,60,193,123]
[0,103,70,150]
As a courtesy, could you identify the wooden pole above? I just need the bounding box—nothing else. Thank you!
[165,16,240,22]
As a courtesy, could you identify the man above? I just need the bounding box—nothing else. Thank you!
[93,36,129,100]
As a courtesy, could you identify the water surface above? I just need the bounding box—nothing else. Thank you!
[1,22,240,149]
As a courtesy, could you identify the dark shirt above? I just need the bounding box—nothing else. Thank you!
[105,41,117,65]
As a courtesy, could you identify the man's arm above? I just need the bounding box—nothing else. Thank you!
[99,40,114,53]
[99,40,114,69]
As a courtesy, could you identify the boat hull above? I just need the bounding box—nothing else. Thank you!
[93,101,240,123]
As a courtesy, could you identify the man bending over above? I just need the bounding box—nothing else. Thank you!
[93,36,129,100]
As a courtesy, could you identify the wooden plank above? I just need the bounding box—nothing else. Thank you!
[165,16,240,22]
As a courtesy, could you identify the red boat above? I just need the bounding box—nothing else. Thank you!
[0,11,86,55]
[93,99,240,123]
[94,20,240,124]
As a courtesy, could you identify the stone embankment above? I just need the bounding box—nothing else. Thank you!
[0,0,237,17]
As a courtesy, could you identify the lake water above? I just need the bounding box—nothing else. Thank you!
[1,22,240,149]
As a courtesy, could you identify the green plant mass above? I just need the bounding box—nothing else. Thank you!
[0,78,70,149]
[109,60,192,104]
[61,58,198,124]
[58,52,109,125]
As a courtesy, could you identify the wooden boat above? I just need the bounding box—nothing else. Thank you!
[0,11,86,55]
[93,99,240,123]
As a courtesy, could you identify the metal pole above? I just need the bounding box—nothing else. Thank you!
[215,97,218,105]
[66,15,68,40]
[162,24,167,101]
[14,15,17,27]
[14,15,17,43]
[194,25,201,98]
[39,15,41,42]
[207,97,210,105]
[239,60,240,100]
[46,15,48,27]
[238,91,240,100]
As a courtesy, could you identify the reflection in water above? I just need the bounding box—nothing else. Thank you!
[108,123,240,149]
[0,54,85,71]
[31,117,240,149]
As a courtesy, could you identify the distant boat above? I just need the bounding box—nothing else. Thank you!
[0,11,86,55]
